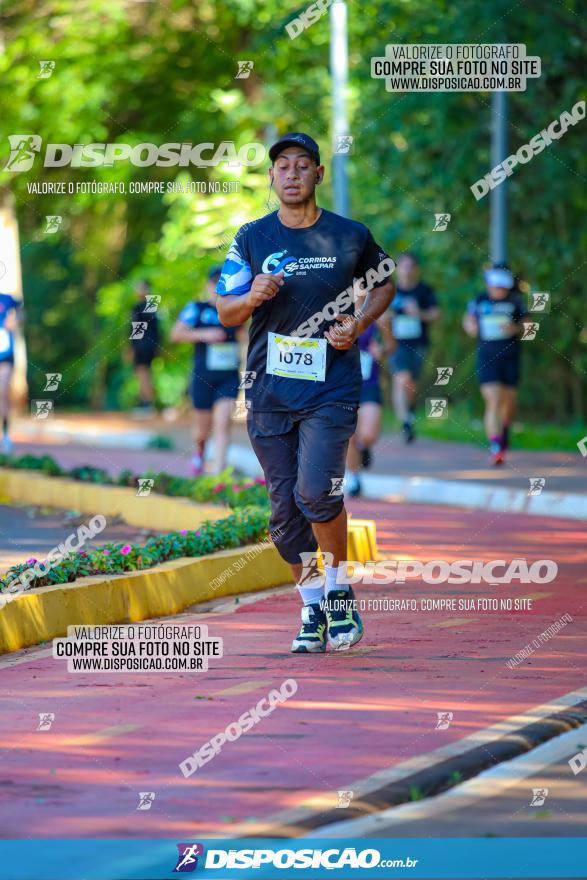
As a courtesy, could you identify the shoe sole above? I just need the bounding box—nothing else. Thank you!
[291,643,326,653]
[328,627,364,652]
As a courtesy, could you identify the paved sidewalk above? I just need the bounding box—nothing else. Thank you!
[0,499,584,838]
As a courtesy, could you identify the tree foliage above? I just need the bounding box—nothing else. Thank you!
[0,0,585,419]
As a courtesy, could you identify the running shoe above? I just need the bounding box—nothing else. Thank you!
[489,439,505,466]
[345,472,362,497]
[325,587,363,651]
[291,603,327,653]
[190,453,204,477]
[360,447,372,469]
[402,420,415,444]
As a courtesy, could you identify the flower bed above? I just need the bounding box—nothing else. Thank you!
[0,505,270,595]
[0,453,268,509]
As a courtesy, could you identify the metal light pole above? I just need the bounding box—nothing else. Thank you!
[330,0,350,217]
[490,90,508,264]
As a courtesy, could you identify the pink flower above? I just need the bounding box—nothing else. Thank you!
[120,545,132,556]
[232,484,242,492]
[213,483,226,493]
[26,558,38,565]
[103,549,110,556]
[195,531,201,537]
[180,529,188,535]
[254,478,266,485]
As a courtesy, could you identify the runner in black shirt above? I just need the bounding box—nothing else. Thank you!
[216,132,395,653]
[171,267,242,475]
[463,265,526,465]
[382,253,440,443]
[129,280,160,417]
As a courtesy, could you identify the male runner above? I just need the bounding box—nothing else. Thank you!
[385,252,440,443]
[345,323,384,498]
[216,132,395,652]
[463,265,526,465]
[129,280,159,417]
[171,267,242,475]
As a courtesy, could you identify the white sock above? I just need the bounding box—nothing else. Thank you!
[324,564,350,596]
[297,579,324,607]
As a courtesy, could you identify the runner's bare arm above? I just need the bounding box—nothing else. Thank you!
[217,272,284,326]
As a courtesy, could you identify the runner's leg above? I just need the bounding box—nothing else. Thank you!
[211,397,233,473]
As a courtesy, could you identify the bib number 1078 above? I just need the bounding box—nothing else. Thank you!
[279,350,313,366]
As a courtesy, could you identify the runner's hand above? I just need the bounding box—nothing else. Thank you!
[325,313,359,350]
[402,298,420,317]
[199,328,227,343]
[248,272,284,308]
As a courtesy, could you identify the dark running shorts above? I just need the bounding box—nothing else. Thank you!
[191,371,239,410]
[360,384,382,405]
[390,344,427,379]
[477,353,520,387]
[132,346,157,367]
[247,403,358,565]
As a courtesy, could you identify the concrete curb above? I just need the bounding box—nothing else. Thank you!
[0,468,229,532]
[227,443,587,521]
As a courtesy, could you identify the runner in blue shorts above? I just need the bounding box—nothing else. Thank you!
[345,322,384,497]
[216,132,395,653]
[171,267,242,475]
[463,265,526,466]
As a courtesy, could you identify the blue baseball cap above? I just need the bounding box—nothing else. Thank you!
[269,132,321,165]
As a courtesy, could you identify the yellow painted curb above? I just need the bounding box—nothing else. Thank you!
[0,543,292,654]
[0,469,228,531]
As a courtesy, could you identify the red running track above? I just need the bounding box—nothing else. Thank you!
[0,500,585,838]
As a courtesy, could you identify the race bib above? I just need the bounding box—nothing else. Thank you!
[360,350,374,381]
[393,315,422,340]
[266,332,327,382]
[206,343,239,371]
[479,314,511,341]
[0,329,11,355]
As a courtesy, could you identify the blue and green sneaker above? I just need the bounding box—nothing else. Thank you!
[291,603,327,653]
[325,587,363,651]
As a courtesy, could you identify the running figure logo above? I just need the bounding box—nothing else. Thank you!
[37,61,56,79]
[329,477,345,496]
[528,478,545,496]
[173,843,204,873]
[143,295,161,313]
[299,551,333,586]
[334,135,354,154]
[435,711,453,730]
[426,398,448,419]
[37,712,55,731]
[521,322,539,341]
[239,370,257,390]
[434,367,453,386]
[3,135,42,172]
[43,373,62,391]
[136,478,155,497]
[31,400,54,420]
[137,792,156,811]
[43,216,62,233]
[235,61,254,79]
[530,788,548,806]
[130,321,148,340]
[529,292,550,312]
[433,213,451,231]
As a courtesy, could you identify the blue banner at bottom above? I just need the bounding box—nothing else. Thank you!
[0,838,585,880]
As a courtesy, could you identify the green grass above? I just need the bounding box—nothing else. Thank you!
[381,404,585,452]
